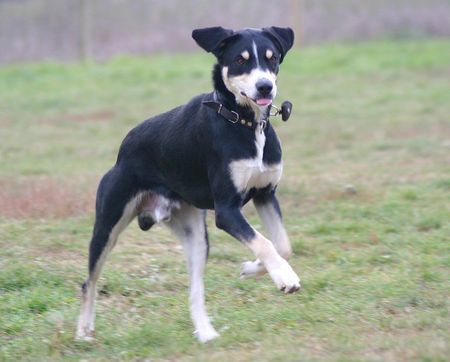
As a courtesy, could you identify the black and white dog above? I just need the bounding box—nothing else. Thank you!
[77,26,300,343]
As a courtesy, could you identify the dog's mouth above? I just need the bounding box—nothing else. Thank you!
[240,92,272,107]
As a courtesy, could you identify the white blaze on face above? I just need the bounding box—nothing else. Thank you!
[252,42,260,67]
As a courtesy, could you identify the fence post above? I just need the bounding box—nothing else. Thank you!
[290,0,301,46]
[79,0,91,61]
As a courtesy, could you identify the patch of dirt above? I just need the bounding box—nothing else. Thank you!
[0,176,96,218]
[39,109,115,124]
[64,110,115,123]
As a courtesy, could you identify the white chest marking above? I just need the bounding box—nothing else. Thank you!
[229,129,283,193]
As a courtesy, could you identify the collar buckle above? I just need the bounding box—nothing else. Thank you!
[216,103,239,123]
[229,110,239,123]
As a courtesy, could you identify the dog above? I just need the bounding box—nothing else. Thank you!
[76,26,300,343]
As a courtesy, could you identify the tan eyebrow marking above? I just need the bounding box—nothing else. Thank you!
[241,50,250,60]
[266,49,273,59]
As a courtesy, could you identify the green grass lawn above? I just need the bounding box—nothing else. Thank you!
[0,39,449,361]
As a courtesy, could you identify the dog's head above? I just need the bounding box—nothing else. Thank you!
[192,26,294,110]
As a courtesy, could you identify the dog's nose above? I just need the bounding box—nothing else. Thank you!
[256,79,273,96]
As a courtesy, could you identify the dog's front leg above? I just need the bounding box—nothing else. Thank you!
[215,205,300,293]
[241,192,292,278]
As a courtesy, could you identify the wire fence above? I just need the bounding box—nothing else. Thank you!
[0,0,449,63]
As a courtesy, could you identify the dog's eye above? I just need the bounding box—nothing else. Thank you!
[270,54,278,63]
[236,55,247,65]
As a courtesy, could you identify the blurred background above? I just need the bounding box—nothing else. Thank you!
[1,1,449,361]
[1,0,450,62]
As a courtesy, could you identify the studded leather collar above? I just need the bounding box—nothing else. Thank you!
[202,92,268,132]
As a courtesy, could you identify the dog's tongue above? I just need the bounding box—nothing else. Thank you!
[256,98,272,106]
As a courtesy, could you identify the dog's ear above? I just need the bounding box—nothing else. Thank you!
[192,27,235,57]
[262,27,295,63]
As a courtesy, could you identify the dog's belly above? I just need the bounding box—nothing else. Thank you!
[229,158,283,193]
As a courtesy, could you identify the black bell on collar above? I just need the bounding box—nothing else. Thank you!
[270,101,293,122]
[280,101,292,122]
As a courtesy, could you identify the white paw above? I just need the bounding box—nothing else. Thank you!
[268,259,301,293]
[194,326,220,343]
[240,259,267,278]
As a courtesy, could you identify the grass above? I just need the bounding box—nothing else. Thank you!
[0,38,449,361]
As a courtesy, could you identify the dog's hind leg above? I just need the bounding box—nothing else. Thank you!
[76,168,138,341]
[241,193,292,279]
[166,205,219,343]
